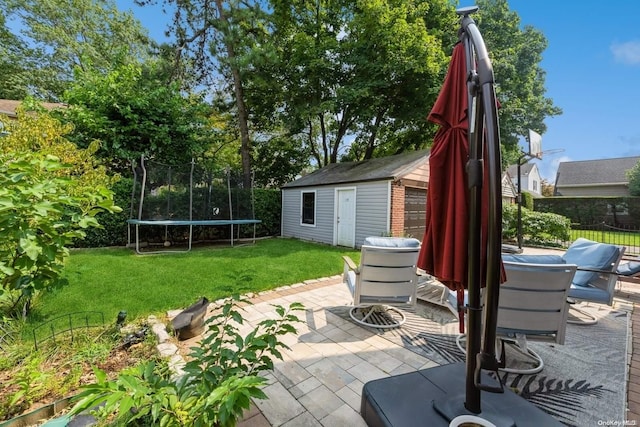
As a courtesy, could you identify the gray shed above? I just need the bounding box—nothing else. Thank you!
[281,150,430,248]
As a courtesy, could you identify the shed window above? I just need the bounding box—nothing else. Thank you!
[301,191,316,225]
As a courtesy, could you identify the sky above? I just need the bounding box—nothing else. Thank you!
[119,0,640,183]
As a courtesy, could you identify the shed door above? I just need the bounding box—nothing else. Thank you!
[336,188,356,247]
[404,187,426,239]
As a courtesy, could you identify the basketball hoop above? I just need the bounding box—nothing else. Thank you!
[528,129,543,160]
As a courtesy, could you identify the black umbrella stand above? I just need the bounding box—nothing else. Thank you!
[359,7,561,427]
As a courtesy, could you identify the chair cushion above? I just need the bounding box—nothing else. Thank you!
[363,237,421,248]
[501,254,564,264]
[562,238,620,287]
[568,283,609,303]
[345,270,356,296]
[617,261,640,276]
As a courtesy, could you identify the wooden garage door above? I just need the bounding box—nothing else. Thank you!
[404,187,426,239]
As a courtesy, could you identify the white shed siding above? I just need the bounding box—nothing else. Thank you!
[281,180,392,247]
[281,186,335,245]
[353,181,390,246]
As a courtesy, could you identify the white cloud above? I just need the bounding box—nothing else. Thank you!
[611,40,640,65]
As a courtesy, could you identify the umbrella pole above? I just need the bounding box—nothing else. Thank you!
[459,6,504,413]
[462,29,483,414]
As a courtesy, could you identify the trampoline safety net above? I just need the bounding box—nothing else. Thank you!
[127,157,260,252]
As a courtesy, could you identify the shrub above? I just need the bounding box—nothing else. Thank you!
[76,178,132,248]
[0,109,120,317]
[70,296,304,426]
[502,204,570,245]
[253,189,281,237]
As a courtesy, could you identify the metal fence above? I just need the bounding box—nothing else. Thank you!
[32,311,105,350]
[565,222,640,256]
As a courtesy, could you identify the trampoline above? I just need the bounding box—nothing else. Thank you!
[126,157,261,254]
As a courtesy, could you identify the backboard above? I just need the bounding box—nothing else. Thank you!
[528,129,542,159]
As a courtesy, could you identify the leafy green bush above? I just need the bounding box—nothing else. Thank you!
[70,297,304,426]
[521,192,534,210]
[0,110,119,316]
[77,178,132,248]
[254,189,281,236]
[502,204,570,245]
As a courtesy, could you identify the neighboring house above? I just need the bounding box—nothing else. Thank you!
[281,150,430,248]
[0,99,65,119]
[507,162,542,196]
[554,156,640,197]
[502,171,517,204]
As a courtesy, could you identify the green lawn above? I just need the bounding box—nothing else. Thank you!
[570,229,640,247]
[32,238,360,324]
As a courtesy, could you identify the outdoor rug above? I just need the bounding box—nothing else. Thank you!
[328,302,630,426]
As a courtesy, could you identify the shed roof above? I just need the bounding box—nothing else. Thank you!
[282,149,430,189]
[555,156,640,186]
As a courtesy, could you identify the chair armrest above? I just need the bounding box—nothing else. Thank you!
[342,255,359,273]
[576,266,616,275]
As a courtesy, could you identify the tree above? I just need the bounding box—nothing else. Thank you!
[1,0,153,100]
[541,179,555,197]
[59,63,214,172]
[0,106,120,317]
[474,0,562,167]
[627,161,640,196]
[0,13,33,100]
[134,0,273,188]
[270,0,456,165]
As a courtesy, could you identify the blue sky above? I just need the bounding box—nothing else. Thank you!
[121,0,640,182]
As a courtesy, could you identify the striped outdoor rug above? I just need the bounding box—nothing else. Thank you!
[329,301,629,426]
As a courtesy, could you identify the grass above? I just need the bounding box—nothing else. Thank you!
[570,229,640,247]
[31,237,360,325]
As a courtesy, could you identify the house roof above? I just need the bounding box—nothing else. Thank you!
[282,150,430,188]
[555,156,640,187]
[0,99,65,118]
[506,162,536,178]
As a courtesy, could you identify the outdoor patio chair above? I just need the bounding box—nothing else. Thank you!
[454,260,577,375]
[343,237,421,328]
[502,238,625,325]
[617,258,640,285]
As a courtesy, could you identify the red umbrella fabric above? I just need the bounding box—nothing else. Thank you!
[418,42,494,331]
[418,43,498,332]
[418,42,470,292]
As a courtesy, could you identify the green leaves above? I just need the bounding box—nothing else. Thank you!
[0,112,119,313]
[67,297,304,426]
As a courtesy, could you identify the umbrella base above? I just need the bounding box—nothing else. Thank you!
[360,362,562,427]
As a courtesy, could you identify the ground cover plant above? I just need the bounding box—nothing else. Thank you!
[69,296,304,426]
[0,320,158,421]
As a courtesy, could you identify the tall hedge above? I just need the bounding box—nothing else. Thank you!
[534,197,640,228]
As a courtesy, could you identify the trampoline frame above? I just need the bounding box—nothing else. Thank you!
[126,157,261,254]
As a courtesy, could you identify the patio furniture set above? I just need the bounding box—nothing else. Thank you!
[343,236,629,376]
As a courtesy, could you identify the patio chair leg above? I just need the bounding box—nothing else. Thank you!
[567,305,598,325]
[349,305,406,329]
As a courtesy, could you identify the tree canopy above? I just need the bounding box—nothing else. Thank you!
[59,63,214,172]
[1,0,153,100]
[1,0,561,185]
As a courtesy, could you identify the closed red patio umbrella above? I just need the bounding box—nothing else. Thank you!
[418,41,470,297]
[418,42,495,332]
